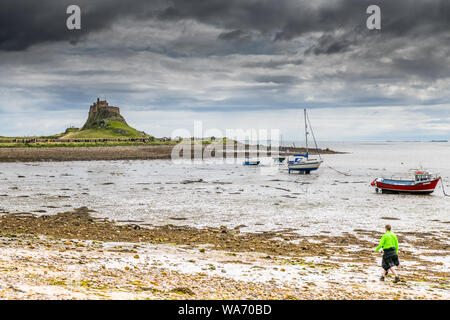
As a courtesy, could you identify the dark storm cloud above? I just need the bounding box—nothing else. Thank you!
[1,0,450,139]
[155,0,450,42]
[2,0,449,51]
[0,0,166,51]
[218,30,248,41]
[305,33,354,55]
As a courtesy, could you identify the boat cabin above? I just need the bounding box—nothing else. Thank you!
[415,171,432,182]
[288,153,309,164]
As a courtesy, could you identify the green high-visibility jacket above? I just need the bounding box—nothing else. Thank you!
[375,231,399,254]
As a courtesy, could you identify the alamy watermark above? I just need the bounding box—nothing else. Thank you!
[169,121,283,175]
[66,5,81,30]
[366,5,381,30]
[66,5,382,31]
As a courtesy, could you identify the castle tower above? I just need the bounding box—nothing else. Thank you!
[88,97,120,118]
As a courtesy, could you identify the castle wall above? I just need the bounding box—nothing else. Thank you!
[88,99,120,118]
[107,106,120,114]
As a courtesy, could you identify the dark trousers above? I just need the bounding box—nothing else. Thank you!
[382,247,399,271]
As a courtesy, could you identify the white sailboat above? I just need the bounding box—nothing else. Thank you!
[288,109,323,174]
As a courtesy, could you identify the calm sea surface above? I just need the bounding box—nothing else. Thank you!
[1,142,449,237]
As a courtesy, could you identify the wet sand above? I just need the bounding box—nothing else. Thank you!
[0,145,341,162]
[0,145,175,162]
[0,207,448,300]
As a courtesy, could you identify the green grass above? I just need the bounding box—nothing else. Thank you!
[0,141,150,148]
[62,121,146,139]
[0,125,232,148]
[0,139,226,148]
[0,135,63,141]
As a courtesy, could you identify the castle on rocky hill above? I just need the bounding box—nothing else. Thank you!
[82,98,128,130]
[88,98,120,118]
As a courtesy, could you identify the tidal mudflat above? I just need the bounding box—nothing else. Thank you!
[0,142,449,299]
[0,207,448,299]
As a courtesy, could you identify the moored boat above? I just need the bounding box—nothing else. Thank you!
[288,109,323,174]
[288,153,323,173]
[243,158,260,166]
[370,171,440,194]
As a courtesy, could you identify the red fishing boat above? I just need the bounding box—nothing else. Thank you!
[370,171,440,194]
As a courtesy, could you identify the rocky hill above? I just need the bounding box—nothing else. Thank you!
[61,98,148,139]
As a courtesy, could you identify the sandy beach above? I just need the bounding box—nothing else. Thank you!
[0,207,448,300]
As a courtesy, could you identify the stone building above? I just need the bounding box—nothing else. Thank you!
[82,98,128,130]
[88,98,120,118]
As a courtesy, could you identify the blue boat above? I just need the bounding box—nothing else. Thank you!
[243,158,260,166]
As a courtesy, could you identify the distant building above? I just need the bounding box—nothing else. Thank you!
[88,98,121,118]
[82,97,128,130]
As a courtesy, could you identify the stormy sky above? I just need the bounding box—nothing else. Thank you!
[0,0,449,141]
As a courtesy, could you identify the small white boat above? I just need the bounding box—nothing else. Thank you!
[288,155,323,173]
[288,109,323,174]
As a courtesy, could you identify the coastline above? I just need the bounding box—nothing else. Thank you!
[0,145,343,163]
[0,207,448,300]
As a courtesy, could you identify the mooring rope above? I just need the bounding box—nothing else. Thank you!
[441,178,450,197]
[325,164,351,176]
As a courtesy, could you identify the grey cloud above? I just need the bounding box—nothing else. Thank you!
[253,75,298,85]
[3,1,449,52]
[0,0,165,51]
[305,33,354,55]
[218,30,249,41]
[392,55,450,80]
[1,0,449,131]
[243,58,303,69]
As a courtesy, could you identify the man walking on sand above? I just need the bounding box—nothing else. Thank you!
[375,224,400,283]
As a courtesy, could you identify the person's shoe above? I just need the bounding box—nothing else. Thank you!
[393,276,400,283]
[380,276,385,281]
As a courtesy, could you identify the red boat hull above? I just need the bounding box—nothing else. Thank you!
[371,177,440,194]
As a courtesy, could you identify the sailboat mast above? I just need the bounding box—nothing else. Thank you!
[304,108,308,154]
